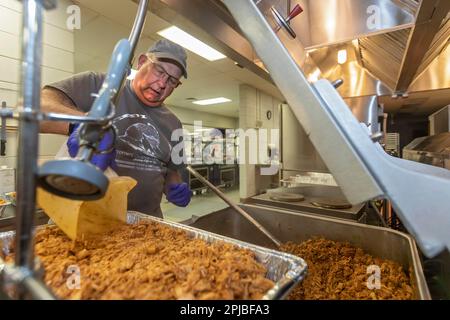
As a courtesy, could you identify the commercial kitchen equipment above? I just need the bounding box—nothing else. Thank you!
[429,105,450,136]
[219,0,450,259]
[1,0,449,299]
[403,132,450,170]
[0,0,149,299]
[402,104,450,169]
[147,0,450,258]
[250,185,367,222]
[189,204,431,300]
[188,165,209,194]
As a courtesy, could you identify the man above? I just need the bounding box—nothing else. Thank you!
[40,39,192,217]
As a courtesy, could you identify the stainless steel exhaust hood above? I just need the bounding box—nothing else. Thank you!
[221,0,450,259]
[147,0,449,114]
[282,0,416,50]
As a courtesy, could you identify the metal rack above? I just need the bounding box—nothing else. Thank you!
[220,166,236,187]
[189,166,209,194]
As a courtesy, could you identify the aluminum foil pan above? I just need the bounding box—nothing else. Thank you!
[126,211,308,299]
[0,211,308,300]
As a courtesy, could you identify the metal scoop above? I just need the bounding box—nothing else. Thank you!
[37,176,137,241]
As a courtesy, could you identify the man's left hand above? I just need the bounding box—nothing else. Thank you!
[166,183,191,207]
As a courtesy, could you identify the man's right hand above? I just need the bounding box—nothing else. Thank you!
[67,124,116,171]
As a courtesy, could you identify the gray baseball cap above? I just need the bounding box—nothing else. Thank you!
[147,39,188,78]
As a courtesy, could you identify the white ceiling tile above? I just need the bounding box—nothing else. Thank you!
[75,54,109,73]
[75,0,137,29]
[75,15,129,57]
[76,2,99,27]
[206,58,240,73]
[44,0,75,30]
[142,12,171,37]
[186,63,222,80]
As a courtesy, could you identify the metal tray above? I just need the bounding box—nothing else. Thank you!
[0,211,308,300]
[189,204,431,300]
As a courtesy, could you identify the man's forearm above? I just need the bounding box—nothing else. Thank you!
[39,88,84,135]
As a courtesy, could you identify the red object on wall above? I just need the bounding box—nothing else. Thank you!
[286,4,303,23]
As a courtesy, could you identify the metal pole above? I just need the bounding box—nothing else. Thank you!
[22,276,55,300]
[187,165,282,247]
[15,0,44,271]
[128,0,149,65]
[111,0,148,107]
[0,101,6,156]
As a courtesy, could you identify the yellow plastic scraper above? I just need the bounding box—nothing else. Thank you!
[37,176,137,241]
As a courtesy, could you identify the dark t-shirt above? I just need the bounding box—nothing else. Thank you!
[46,71,186,217]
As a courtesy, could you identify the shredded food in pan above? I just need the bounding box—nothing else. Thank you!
[280,238,414,300]
[3,225,415,300]
[4,221,274,300]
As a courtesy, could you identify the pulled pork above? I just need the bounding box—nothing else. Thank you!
[6,222,274,300]
[281,238,414,300]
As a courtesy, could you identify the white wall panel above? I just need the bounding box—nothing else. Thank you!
[0,56,20,83]
[0,1,74,166]
[42,66,72,85]
[42,44,74,72]
[42,23,74,52]
[0,88,18,106]
[0,81,19,91]
[0,0,22,12]
[0,30,20,58]
[0,5,21,35]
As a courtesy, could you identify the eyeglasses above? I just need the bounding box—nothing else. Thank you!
[148,58,182,88]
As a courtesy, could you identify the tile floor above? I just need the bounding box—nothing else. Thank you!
[161,186,240,224]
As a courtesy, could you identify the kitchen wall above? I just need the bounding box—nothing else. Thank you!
[239,84,281,200]
[281,103,329,177]
[0,0,75,168]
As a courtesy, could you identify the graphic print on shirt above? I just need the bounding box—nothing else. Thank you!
[112,114,171,173]
[118,122,162,157]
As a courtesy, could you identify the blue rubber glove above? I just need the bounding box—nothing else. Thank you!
[67,124,116,171]
[166,183,192,207]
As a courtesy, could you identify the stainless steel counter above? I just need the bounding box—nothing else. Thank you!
[249,186,366,221]
[189,203,431,300]
[0,206,48,233]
